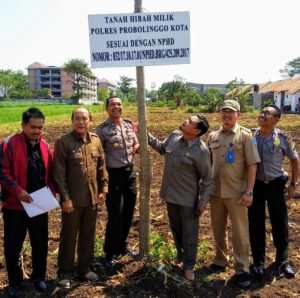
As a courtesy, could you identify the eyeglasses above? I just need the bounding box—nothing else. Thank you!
[260,111,275,117]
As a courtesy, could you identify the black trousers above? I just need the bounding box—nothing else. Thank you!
[167,202,199,270]
[104,167,137,255]
[248,179,289,266]
[3,209,48,286]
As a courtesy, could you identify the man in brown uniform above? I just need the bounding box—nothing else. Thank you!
[207,99,260,288]
[53,107,108,288]
[95,96,139,269]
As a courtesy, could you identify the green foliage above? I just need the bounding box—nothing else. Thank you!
[0,103,100,125]
[225,78,252,111]
[149,231,176,262]
[280,57,300,77]
[146,83,158,101]
[197,241,213,263]
[158,80,188,107]
[243,105,258,113]
[262,99,276,108]
[94,235,103,257]
[117,75,135,98]
[63,58,96,103]
[35,88,52,99]
[185,105,207,113]
[147,99,176,108]
[202,88,223,112]
[0,69,32,99]
[97,87,110,101]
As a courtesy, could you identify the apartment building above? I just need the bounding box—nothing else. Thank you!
[27,62,97,101]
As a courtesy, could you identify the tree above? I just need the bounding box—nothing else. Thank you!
[0,70,15,99]
[35,88,52,99]
[279,57,300,77]
[63,59,96,104]
[202,88,222,112]
[117,75,135,98]
[0,70,32,99]
[97,87,110,101]
[158,80,188,107]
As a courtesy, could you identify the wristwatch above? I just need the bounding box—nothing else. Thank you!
[245,191,253,196]
[290,182,298,187]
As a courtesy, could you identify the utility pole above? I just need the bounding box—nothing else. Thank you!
[134,0,151,256]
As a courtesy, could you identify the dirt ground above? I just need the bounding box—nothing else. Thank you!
[0,111,300,297]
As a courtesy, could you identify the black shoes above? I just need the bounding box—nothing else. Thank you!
[207,263,226,273]
[251,264,265,279]
[279,262,295,279]
[103,254,116,269]
[236,272,251,288]
[33,280,47,293]
[7,285,20,297]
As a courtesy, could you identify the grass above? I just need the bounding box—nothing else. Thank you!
[0,104,103,125]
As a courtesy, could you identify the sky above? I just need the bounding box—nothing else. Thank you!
[1,0,300,89]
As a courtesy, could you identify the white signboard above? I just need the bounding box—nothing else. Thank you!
[88,11,190,68]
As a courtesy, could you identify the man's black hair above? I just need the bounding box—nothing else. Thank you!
[196,114,209,137]
[105,96,122,108]
[22,107,45,124]
[268,105,281,119]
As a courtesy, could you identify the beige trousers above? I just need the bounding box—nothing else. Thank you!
[210,196,250,274]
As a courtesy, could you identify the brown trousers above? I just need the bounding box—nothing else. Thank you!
[57,205,97,278]
[210,196,250,274]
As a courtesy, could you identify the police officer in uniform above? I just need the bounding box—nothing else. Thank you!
[248,105,299,279]
[95,96,139,268]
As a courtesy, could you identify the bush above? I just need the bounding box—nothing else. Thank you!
[243,105,258,113]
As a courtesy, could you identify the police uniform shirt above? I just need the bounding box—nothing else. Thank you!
[254,127,298,182]
[95,118,138,168]
[148,130,211,208]
[208,123,261,199]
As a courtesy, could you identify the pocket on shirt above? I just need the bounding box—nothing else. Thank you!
[232,142,243,161]
[91,149,100,165]
[70,152,84,166]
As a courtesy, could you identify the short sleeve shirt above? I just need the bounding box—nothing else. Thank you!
[95,118,138,168]
[254,127,298,182]
[208,123,261,198]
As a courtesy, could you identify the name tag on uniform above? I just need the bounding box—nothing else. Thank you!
[226,143,235,163]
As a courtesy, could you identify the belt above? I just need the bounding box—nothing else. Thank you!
[257,176,282,184]
[107,166,133,172]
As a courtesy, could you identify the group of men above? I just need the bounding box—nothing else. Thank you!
[0,97,298,296]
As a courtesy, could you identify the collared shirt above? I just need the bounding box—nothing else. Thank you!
[95,118,138,168]
[254,127,298,182]
[148,130,211,208]
[208,123,261,198]
[53,130,108,207]
[25,137,46,193]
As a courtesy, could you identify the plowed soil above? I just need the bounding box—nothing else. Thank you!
[0,110,299,297]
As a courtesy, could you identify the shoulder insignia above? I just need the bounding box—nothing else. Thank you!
[123,117,133,125]
[240,126,251,133]
[98,121,109,128]
[90,132,98,137]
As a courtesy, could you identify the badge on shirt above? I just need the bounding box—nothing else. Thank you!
[113,143,120,148]
[273,138,280,147]
[226,143,235,163]
[249,133,257,145]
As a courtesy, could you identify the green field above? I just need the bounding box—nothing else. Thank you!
[0,103,104,125]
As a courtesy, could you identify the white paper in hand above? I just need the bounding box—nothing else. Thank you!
[21,187,60,218]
